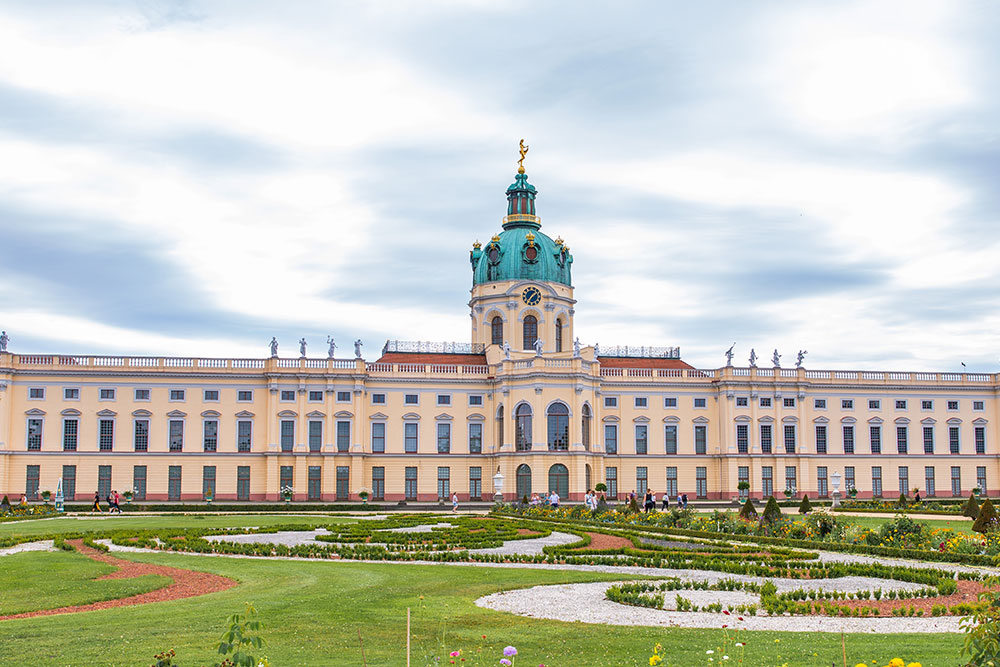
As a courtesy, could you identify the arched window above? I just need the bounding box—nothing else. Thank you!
[547,402,569,451]
[548,463,569,499]
[585,464,592,493]
[581,404,592,450]
[523,315,537,350]
[516,464,532,500]
[491,316,503,346]
[496,405,504,449]
[515,403,532,451]
[555,319,563,353]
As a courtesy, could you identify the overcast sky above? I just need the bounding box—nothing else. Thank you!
[1,1,997,371]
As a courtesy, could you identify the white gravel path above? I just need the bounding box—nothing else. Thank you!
[476,581,964,633]
[0,540,55,557]
[469,531,579,555]
[381,522,454,533]
[206,529,330,546]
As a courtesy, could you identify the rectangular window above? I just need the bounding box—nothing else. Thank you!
[783,397,795,408]
[100,388,116,401]
[635,425,648,455]
[870,426,881,454]
[464,394,482,407]
[26,418,42,450]
[921,400,933,410]
[169,420,183,452]
[134,388,150,401]
[760,397,772,408]
[605,424,618,454]
[203,420,218,452]
[308,466,322,501]
[98,465,112,500]
[815,425,827,454]
[63,419,78,451]
[695,425,707,454]
[665,467,678,497]
[814,399,827,409]
[974,400,985,411]
[280,466,293,496]
[760,424,772,454]
[843,425,855,454]
[845,466,855,493]
[898,466,909,497]
[99,419,114,451]
[665,425,677,454]
[404,423,418,453]
[26,465,40,500]
[925,466,936,497]
[869,399,881,410]
[337,391,351,402]
[606,466,618,499]
[737,424,749,454]
[370,422,385,453]
[469,423,482,454]
[203,389,219,402]
[923,426,934,454]
[636,466,648,495]
[604,396,618,408]
[372,393,386,405]
[336,466,349,500]
[308,421,323,452]
[896,400,907,410]
[134,419,149,451]
[949,427,960,454]
[978,466,987,495]
[951,466,962,496]
[436,394,451,406]
[761,466,773,498]
[736,397,748,407]
[696,467,707,499]
[694,397,707,408]
[405,467,418,500]
[237,390,253,401]
[469,466,482,500]
[738,466,750,498]
[437,467,450,499]
[634,397,648,408]
[897,426,908,454]
[817,466,828,498]
[132,465,146,501]
[203,466,216,500]
[170,389,185,401]
[280,420,294,452]
[783,424,795,454]
[664,397,677,408]
[237,466,250,501]
[237,420,252,452]
[437,423,451,453]
[947,400,959,411]
[280,390,295,401]
[64,388,80,400]
[785,466,796,494]
[308,390,323,402]
[28,387,45,399]
[976,427,986,455]
[404,394,419,405]
[372,466,385,500]
[842,399,854,409]
[168,466,181,501]
[62,465,76,501]
[872,466,883,498]
[336,421,350,452]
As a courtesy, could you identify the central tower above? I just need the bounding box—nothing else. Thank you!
[468,145,575,354]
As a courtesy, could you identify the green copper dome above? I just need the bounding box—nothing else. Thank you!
[469,172,573,286]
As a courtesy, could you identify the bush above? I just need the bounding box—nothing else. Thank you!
[973,498,999,534]
[595,483,607,493]
[738,497,758,521]
[0,495,9,513]
[758,496,782,531]
[628,496,641,514]
[963,493,980,520]
[798,495,812,515]
[897,493,908,509]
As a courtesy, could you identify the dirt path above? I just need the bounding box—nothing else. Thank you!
[0,540,237,621]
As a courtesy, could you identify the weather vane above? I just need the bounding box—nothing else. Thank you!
[517,139,529,174]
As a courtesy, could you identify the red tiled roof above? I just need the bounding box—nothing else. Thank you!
[598,357,693,369]
[376,352,488,365]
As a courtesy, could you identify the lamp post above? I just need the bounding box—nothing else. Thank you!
[493,467,504,503]
[831,471,842,509]
[55,478,64,513]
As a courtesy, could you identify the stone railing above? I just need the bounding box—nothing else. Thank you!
[381,340,485,355]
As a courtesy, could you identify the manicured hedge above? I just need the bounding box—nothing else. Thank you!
[62,502,386,513]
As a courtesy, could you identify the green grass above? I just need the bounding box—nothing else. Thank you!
[846,514,976,535]
[0,549,964,666]
[0,551,170,616]
[0,513,356,539]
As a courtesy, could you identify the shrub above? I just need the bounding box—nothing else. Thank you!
[897,493,908,509]
[973,498,999,534]
[798,495,812,515]
[595,483,607,493]
[963,493,980,520]
[628,495,640,514]
[759,496,782,528]
[738,497,758,521]
[0,495,9,513]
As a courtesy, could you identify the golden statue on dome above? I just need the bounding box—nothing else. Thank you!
[517,139,529,174]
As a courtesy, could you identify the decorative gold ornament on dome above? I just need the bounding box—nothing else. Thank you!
[491,234,501,243]
[555,236,563,246]
[517,139,529,174]
[473,240,481,249]
[525,231,535,247]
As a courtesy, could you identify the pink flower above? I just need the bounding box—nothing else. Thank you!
[451,652,461,657]
[504,647,518,657]
[500,660,512,667]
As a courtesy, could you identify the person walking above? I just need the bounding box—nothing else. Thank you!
[92,491,102,512]
[643,490,653,512]
[682,493,689,509]
[451,491,459,513]
[661,493,669,511]
[110,490,121,514]
[549,490,560,508]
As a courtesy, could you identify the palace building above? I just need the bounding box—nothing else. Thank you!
[0,163,997,504]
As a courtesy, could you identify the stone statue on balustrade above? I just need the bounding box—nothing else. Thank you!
[354,339,363,358]
[772,349,781,368]
[534,338,544,356]
[573,337,581,358]
[503,340,511,360]
[299,338,307,357]
[326,336,336,358]
[796,350,808,368]
[0,331,8,353]
[269,337,278,358]
[749,348,757,367]
[594,343,600,357]
[725,343,735,367]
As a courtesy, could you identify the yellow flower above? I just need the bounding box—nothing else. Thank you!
[856,663,869,667]
[906,663,921,667]
[649,656,662,666]
[889,659,904,667]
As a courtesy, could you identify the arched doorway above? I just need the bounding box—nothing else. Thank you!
[516,464,532,501]
[548,463,569,499]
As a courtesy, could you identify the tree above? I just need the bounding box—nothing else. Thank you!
[595,483,607,493]
[759,496,782,529]
[628,495,641,514]
[0,495,9,513]
[896,493,908,509]
[738,497,758,521]
[963,493,981,520]
[972,497,998,534]
[798,494,812,514]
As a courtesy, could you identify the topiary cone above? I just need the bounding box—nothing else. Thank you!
[759,496,782,526]
[739,497,758,520]
[972,497,998,534]
[798,494,812,514]
[963,492,980,520]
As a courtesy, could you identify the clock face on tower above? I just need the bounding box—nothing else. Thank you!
[522,286,542,306]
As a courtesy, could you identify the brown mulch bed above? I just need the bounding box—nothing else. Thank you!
[0,540,237,621]
[578,532,633,550]
[516,529,542,536]
[829,579,985,616]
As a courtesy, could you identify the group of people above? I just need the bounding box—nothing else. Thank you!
[92,490,122,514]
[630,489,689,512]
[528,491,562,508]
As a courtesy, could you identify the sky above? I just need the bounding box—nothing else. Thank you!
[0,0,998,371]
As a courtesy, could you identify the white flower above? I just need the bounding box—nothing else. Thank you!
[706,650,714,655]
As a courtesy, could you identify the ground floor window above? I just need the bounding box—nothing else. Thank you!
[203,466,216,500]
[98,465,112,500]
[925,467,935,497]
[336,466,350,500]
[951,466,961,497]
[978,466,987,495]
[549,464,569,499]
[469,466,482,500]
[898,466,909,497]
[237,466,250,501]
[133,465,146,501]
[872,466,882,498]
[516,464,532,500]
[404,467,417,500]
[372,467,385,500]
[817,466,828,498]
[738,466,749,499]
[761,466,773,498]
[26,465,40,500]
[665,467,677,498]
[437,467,450,500]
[696,467,707,499]
[606,466,618,499]
[280,466,293,498]
[308,466,322,501]
[168,466,181,501]
[636,466,648,496]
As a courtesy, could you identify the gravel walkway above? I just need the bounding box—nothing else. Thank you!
[0,540,55,557]
[469,531,579,555]
[381,522,454,533]
[207,529,330,546]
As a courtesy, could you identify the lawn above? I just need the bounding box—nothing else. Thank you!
[0,548,964,667]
